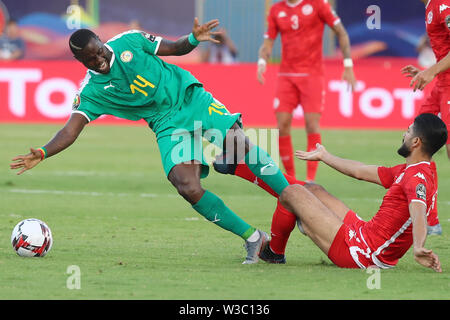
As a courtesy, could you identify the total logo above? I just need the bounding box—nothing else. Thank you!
[328,80,423,120]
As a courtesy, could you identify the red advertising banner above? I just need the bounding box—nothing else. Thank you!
[0,58,429,128]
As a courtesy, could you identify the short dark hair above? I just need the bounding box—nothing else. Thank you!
[413,113,448,157]
[69,29,97,55]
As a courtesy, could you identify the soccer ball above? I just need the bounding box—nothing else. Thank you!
[11,218,53,257]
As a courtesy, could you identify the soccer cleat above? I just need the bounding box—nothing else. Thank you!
[259,241,286,264]
[242,230,269,264]
[212,153,237,175]
[427,224,442,236]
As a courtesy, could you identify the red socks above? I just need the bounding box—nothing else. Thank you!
[234,163,303,197]
[279,135,296,177]
[269,200,297,255]
[234,163,304,254]
[306,133,321,182]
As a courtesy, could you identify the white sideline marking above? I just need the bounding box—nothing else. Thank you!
[7,188,162,198]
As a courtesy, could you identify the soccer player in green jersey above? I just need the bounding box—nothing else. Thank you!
[10,18,290,264]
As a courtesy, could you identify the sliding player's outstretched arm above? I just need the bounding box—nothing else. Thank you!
[409,202,442,272]
[10,113,88,175]
[157,17,220,56]
[295,143,381,185]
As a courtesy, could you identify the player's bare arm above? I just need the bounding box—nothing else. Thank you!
[257,38,274,84]
[409,202,442,272]
[10,113,88,175]
[332,22,356,91]
[157,18,220,56]
[295,143,381,185]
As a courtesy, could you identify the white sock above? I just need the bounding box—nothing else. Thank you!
[246,230,260,242]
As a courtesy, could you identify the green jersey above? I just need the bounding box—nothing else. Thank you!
[72,30,201,133]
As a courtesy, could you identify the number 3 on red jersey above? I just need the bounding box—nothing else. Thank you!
[291,14,299,30]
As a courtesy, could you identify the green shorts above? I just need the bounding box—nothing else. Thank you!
[156,84,241,179]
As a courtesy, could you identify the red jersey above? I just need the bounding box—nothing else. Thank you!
[265,0,340,75]
[425,0,450,86]
[360,162,437,268]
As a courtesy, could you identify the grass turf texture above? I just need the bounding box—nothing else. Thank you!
[0,124,449,300]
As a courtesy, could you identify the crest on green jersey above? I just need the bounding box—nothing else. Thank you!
[120,50,133,63]
[446,15,450,30]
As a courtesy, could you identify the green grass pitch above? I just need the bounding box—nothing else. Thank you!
[0,123,449,299]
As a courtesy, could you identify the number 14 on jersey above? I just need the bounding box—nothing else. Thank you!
[130,75,155,97]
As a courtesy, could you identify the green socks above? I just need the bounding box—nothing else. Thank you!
[192,190,256,240]
[244,146,289,195]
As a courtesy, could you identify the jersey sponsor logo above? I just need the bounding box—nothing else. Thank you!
[120,50,133,63]
[439,4,450,13]
[427,10,433,24]
[349,229,357,241]
[104,81,115,90]
[142,32,156,42]
[260,161,275,175]
[302,4,313,16]
[414,172,427,182]
[278,11,287,18]
[395,172,404,184]
[273,97,280,109]
[72,94,80,110]
[416,183,426,201]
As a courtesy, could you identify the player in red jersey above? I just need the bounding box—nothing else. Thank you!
[257,0,356,182]
[401,0,450,235]
[214,115,446,265]
[273,113,446,271]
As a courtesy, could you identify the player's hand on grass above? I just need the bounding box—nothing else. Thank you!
[414,247,442,273]
[192,17,221,44]
[10,148,42,175]
[295,143,326,161]
[342,67,356,91]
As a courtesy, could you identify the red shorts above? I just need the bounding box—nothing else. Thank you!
[418,84,450,144]
[273,74,325,114]
[327,211,373,269]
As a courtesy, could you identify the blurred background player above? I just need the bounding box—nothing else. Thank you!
[257,0,356,181]
[201,27,238,64]
[417,34,436,69]
[401,0,450,235]
[0,19,25,60]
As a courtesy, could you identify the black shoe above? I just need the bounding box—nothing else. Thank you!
[258,241,286,264]
[213,153,238,175]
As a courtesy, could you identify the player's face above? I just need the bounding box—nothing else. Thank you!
[397,124,415,158]
[75,38,111,74]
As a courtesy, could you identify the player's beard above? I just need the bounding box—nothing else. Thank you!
[397,141,411,158]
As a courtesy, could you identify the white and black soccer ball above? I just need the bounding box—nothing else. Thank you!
[11,219,53,257]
